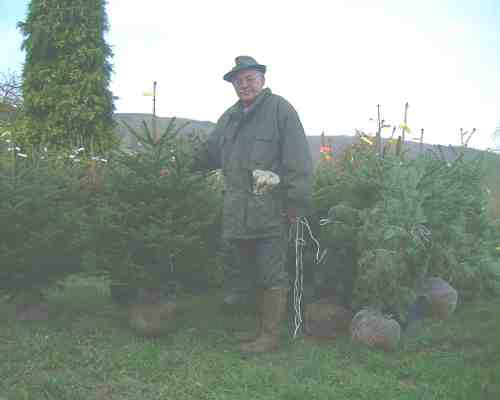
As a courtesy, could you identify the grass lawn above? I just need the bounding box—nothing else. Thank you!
[1,276,499,400]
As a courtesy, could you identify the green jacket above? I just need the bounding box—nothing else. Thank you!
[195,88,313,239]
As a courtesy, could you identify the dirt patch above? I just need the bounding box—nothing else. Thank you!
[399,377,417,389]
[95,384,117,400]
[15,302,50,321]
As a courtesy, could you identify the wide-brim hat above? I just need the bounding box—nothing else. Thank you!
[223,56,266,82]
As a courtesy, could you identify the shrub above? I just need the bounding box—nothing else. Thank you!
[419,152,500,300]
[314,139,500,320]
[0,149,87,298]
[312,146,382,307]
[91,120,223,293]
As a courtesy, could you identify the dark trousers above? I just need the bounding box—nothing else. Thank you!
[230,235,289,293]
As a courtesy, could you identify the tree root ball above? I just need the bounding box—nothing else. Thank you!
[350,308,401,351]
[420,277,458,319]
[304,297,352,337]
[128,301,177,338]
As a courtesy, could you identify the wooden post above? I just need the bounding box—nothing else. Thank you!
[419,128,424,154]
[152,81,158,143]
[11,140,16,178]
[401,102,409,160]
[376,104,382,156]
[396,136,402,158]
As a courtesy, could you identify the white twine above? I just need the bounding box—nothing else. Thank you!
[292,218,304,338]
[292,217,324,338]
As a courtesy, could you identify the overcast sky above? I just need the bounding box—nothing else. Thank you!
[1,0,499,150]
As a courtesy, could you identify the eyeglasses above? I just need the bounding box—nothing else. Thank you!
[232,74,260,87]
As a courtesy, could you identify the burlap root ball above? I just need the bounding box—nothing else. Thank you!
[128,300,177,338]
[350,308,401,351]
[420,277,458,319]
[304,297,352,337]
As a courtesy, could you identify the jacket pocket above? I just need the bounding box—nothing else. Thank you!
[250,132,277,169]
[246,190,281,232]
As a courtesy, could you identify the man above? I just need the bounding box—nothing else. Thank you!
[193,56,313,353]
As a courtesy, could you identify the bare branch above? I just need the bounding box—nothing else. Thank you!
[0,71,22,109]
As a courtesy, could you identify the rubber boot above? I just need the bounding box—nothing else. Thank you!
[240,287,288,354]
[234,293,263,342]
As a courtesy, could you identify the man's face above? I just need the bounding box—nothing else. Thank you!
[232,69,265,106]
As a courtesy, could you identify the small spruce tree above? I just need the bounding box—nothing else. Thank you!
[93,120,223,295]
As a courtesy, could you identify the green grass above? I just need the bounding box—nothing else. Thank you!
[1,276,499,400]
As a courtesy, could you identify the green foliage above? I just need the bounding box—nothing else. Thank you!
[354,157,431,316]
[0,151,88,297]
[419,153,500,300]
[0,118,224,299]
[312,147,382,306]
[18,0,116,152]
[314,141,500,319]
[92,120,223,291]
[313,147,381,216]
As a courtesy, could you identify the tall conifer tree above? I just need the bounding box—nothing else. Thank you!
[18,0,115,152]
